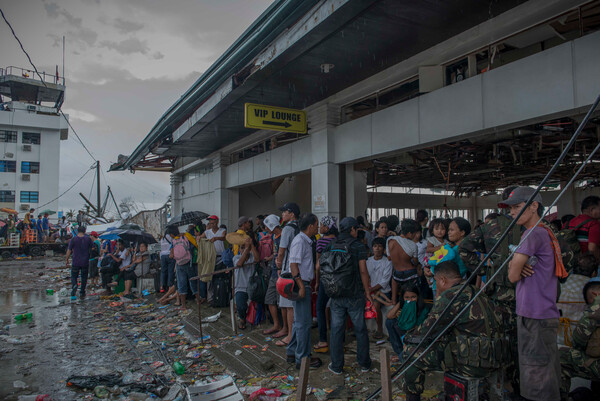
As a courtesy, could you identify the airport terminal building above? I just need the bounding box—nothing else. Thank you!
[112,0,600,228]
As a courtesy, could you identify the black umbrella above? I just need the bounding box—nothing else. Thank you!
[118,223,144,231]
[168,211,209,226]
[114,229,157,244]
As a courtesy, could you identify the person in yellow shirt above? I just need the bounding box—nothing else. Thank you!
[233,216,252,255]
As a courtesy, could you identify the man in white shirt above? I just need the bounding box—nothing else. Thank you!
[286,213,322,369]
[201,215,227,256]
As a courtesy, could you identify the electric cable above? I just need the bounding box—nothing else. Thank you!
[365,92,600,400]
[36,165,95,209]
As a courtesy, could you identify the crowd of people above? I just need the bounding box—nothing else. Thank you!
[60,190,600,400]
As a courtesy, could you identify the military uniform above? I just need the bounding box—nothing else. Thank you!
[402,283,503,396]
[459,215,521,386]
[560,296,600,395]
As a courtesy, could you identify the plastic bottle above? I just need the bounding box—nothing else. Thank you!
[173,361,185,375]
[59,288,68,297]
[509,245,538,266]
[14,313,32,321]
[46,289,54,295]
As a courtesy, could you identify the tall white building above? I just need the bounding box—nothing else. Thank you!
[0,66,68,217]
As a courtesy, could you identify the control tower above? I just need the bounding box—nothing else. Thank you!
[0,66,69,218]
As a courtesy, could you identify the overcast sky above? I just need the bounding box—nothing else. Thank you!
[0,0,273,216]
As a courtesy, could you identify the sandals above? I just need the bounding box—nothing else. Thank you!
[275,339,289,347]
[272,331,288,339]
[238,319,246,330]
[313,343,329,353]
[373,331,384,340]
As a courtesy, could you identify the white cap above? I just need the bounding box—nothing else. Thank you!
[263,214,281,232]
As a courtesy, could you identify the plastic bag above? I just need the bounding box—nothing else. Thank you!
[364,301,377,319]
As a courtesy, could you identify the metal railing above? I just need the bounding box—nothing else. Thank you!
[1,66,65,86]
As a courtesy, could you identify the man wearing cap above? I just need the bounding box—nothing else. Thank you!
[326,216,372,375]
[506,186,562,401]
[274,202,301,345]
[200,215,227,257]
[262,214,284,335]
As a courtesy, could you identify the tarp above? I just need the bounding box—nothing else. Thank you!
[86,220,122,235]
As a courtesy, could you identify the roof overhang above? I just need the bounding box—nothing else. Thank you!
[112,0,544,172]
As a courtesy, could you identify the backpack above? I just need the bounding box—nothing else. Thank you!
[319,237,361,298]
[257,232,274,261]
[172,236,191,266]
[556,219,592,273]
[248,263,267,303]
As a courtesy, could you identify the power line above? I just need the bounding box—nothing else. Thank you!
[1,7,97,162]
[36,166,95,209]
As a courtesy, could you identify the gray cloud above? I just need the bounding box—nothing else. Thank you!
[112,18,144,34]
[99,37,150,55]
[43,1,98,47]
[44,2,82,27]
[152,51,164,60]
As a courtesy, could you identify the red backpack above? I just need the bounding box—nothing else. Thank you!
[257,232,274,261]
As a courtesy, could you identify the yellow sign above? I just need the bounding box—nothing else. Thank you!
[244,103,307,134]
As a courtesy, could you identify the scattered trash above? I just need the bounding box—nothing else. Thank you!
[66,374,122,389]
[14,312,33,321]
[93,385,109,399]
[234,350,243,356]
[173,361,185,375]
[13,380,28,389]
[201,311,222,323]
[45,289,54,295]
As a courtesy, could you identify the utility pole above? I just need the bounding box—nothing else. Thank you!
[96,160,101,217]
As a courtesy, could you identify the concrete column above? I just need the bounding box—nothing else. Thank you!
[212,155,238,230]
[170,174,182,216]
[345,164,368,219]
[310,126,340,220]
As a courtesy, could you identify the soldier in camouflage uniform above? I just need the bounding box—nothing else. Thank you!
[401,261,503,401]
[458,188,522,391]
[560,279,600,397]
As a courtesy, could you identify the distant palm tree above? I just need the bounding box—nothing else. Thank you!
[66,209,75,220]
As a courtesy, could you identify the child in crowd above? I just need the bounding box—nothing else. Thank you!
[367,237,393,339]
[385,285,430,361]
[423,218,448,290]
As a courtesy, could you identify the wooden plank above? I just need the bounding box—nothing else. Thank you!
[380,348,392,401]
[296,356,310,401]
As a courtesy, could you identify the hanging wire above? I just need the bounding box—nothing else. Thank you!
[36,165,95,209]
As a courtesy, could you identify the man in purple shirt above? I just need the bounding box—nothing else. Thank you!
[504,186,560,401]
[65,226,93,299]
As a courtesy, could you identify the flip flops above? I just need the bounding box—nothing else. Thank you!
[275,339,289,347]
